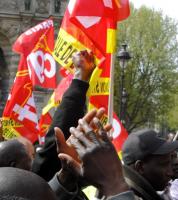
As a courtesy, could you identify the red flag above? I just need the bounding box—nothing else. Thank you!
[69,7,115,55]
[3,56,39,143]
[39,112,52,137]
[13,19,54,56]
[3,19,56,143]
[112,113,128,153]
[69,0,130,21]
[117,0,130,21]
[66,0,130,121]
[42,73,74,116]
[54,74,73,102]
[14,19,56,89]
[53,9,104,73]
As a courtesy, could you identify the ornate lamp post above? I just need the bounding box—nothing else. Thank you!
[117,44,131,126]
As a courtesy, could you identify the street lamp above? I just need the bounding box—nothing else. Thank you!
[117,44,131,126]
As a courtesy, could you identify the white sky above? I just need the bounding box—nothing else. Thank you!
[130,0,178,21]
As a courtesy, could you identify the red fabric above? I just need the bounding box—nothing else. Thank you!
[112,113,128,152]
[65,1,129,113]
[14,19,56,89]
[13,19,54,56]
[61,9,105,65]
[39,112,52,137]
[69,0,130,21]
[3,56,39,143]
[59,67,71,78]
[3,19,56,143]
[54,74,73,102]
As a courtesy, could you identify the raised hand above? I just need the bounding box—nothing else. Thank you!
[55,108,112,162]
[72,50,96,81]
[69,118,129,197]
[54,108,114,193]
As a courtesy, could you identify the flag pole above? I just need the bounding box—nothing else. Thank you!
[173,131,178,141]
[108,53,116,126]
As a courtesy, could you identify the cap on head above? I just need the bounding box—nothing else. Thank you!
[122,129,178,165]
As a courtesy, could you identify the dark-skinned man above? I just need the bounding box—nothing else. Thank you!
[49,111,178,200]
[122,129,178,200]
[0,139,32,170]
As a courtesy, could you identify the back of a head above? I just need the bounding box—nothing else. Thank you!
[0,139,32,170]
[17,137,35,160]
[0,167,57,200]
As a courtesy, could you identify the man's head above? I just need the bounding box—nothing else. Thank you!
[0,167,57,200]
[122,129,178,191]
[17,137,35,160]
[0,139,32,170]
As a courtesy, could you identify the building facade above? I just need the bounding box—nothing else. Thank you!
[0,0,68,116]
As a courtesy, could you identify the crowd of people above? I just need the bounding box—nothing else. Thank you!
[0,50,178,200]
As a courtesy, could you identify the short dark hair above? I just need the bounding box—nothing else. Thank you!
[0,195,29,200]
[0,167,57,200]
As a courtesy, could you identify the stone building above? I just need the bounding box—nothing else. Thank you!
[0,0,68,116]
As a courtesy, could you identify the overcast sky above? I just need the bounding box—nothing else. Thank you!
[130,0,178,21]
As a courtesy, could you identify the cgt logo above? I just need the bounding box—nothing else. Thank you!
[27,50,56,84]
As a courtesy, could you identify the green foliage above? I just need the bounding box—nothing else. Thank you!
[166,94,178,130]
[114,4,178,132]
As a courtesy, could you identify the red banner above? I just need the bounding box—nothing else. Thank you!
[39,112,52,137]
[14,19,56,89]
[112,113,128,153]
[3,19,56,143]
[53,0,130,149]
[3,56,39,142]
[68,0,130,21]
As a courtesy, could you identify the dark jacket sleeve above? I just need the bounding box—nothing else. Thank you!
[49,174,89,200]
[49,174,135,200]
[32,79,89,181]
[49,174,78,200]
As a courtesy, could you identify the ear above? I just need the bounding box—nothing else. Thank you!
[134,160,145,175]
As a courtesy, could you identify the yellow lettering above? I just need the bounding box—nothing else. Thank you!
[89,80,109,96]
[53,29,95,73]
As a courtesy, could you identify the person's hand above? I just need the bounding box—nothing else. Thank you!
[54,108,112,190]
[76,107,112,137]
[55,127,81,191]
[68,118,129,197]
[72,50,95,82]
[55,108,112,165]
